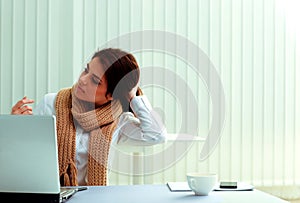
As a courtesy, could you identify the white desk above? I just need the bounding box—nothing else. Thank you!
[67,184,288,203]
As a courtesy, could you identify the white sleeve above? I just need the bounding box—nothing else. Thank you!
[113,95,167,146]
[33,93,57,116]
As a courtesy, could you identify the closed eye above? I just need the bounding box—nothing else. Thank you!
[92,77,100,85]
[84,63,102,85]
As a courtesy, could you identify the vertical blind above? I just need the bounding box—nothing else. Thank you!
[0,0,299,186]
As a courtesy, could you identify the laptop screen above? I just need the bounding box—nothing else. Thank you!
[0,115,60,194]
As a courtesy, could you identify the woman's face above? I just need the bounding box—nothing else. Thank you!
[74,57,112,106]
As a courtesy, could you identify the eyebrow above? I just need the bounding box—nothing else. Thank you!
[87,63,103,82]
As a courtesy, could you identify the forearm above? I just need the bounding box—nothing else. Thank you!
[115,95,167,146]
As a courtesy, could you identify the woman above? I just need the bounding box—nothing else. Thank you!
[11,48,166,186]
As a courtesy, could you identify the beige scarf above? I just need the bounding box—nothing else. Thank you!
[55,87,123,186]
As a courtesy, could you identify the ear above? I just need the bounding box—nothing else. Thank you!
[106,93,113,101]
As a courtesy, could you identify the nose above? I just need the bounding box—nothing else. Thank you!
[79,74,88,85]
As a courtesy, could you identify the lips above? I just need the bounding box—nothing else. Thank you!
[77,85,85,94]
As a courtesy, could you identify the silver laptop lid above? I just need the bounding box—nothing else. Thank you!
[0,115,60,194]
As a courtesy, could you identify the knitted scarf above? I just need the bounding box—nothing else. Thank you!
[55,87,123,186]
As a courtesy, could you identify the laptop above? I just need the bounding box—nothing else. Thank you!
[0,115,77,203]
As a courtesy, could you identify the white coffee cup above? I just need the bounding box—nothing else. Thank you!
[187,173,217,196]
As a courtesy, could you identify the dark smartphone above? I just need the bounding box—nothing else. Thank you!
[220,181,237,189]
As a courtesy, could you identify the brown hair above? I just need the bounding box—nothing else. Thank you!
[92,48,142,111]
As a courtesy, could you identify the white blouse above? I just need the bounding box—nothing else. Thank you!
[33,93,166,185]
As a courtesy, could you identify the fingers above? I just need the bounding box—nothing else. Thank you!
[128,86,138,102]
[12,105,33,115]
[11,96,35,115]
[136,87,143,96]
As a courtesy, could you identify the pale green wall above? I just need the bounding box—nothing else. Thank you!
[0,0,74,111]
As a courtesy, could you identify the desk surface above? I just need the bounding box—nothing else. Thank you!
[68,184,288,203]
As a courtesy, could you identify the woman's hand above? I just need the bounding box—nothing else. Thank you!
[127,86,143,102]
[127,85,138,102]
[11,96,35,115]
